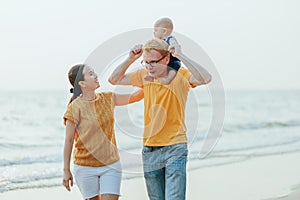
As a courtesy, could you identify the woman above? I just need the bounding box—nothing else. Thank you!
[62,64,143,200]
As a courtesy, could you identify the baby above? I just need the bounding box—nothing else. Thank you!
[144,17,181,84]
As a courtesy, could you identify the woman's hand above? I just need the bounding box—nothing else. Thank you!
[62,169,73,191]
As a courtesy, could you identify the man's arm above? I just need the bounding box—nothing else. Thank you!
[170,44,212,86]
[108,44,143,85]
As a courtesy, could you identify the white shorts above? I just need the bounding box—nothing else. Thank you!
[74,161,122,199]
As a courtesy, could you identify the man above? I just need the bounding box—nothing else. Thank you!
[109,38,211,200]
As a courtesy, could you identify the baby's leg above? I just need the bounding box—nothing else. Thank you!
[144,75,155,82]
[161,69,177,85]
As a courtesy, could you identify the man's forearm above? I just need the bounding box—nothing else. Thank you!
[108,57,135,85]
[177,52,212,84]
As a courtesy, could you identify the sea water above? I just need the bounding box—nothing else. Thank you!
[0,89,300,193]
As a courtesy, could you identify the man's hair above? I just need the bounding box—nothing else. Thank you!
[143,38,169,56]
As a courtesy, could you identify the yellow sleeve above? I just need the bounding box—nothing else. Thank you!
[179,67,197,88]
[128,69,146,88]
[63,103,77,125]
[102,92,115,110]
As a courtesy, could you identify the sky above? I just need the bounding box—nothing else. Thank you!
[0,0,299,91]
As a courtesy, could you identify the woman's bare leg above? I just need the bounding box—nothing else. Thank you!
[101,194,119,200]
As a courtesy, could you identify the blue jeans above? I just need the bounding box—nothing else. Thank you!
[142,143,188,200]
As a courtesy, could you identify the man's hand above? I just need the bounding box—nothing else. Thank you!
[109,44,142,85]
[129,44,143,60]
[169,44,182,58]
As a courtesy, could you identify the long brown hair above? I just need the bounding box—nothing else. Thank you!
[68,64,85,103]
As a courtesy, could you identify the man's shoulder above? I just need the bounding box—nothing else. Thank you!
[177,67,194,87]
[129,68,147,76]
[128,68,147,87]
[178,67,190,75]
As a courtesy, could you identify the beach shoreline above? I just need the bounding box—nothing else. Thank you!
[265,184,300,200]
[1,152,300,200]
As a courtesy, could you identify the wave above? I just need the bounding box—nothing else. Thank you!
[0,176,61,193]
[187,139,300,171]
[214,138,300,153]
[224,120,300,132]
[1,141,300,193]
[0,142,59,149]
[187,148,300,172]
[0,155,62,167]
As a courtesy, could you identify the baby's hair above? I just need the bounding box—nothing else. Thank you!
[154,17,174,31]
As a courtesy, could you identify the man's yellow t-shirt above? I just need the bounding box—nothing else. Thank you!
[129,67,194,146]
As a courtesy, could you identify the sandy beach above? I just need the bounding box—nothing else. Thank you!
[1,152,300,200]
[266,185,300,200]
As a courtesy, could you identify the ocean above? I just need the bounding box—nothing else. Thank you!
[0,89,300,193]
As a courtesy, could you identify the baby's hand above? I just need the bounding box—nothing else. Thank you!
[169,44,182,58]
